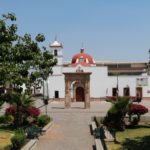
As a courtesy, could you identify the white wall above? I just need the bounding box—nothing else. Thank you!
[63,65,108,98]
[52,66,63,75]
[48,75,65,98]
[47,64,150,98]
[106,75,150,97]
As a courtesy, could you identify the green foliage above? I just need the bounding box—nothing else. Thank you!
[11,129,26,150]
[106,127,150,150]
[108,97,131,114]
[0,12,56,95]
[2,13,16,21]
[5,115,14,124]
[37,115,50,127]
[129,114,140,126]
[35,34,45,42]
[0,115,6,123]
[104,97,131,131]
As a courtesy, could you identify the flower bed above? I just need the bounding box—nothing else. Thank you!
[129,104,148,115]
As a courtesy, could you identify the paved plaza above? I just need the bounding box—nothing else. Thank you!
[36,100,150,150]
[36,101,111,150]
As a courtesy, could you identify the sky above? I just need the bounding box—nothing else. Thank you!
[0,0,150,62]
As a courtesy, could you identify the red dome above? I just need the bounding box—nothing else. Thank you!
[71,49,94,66]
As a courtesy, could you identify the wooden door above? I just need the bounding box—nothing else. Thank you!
[136,87,143,98]
[76,87,85,102]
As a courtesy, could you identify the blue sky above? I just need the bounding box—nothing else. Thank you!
[1,0,150,62]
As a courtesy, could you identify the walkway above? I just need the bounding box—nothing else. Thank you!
[36,99,150,150]
[36,101,110,150]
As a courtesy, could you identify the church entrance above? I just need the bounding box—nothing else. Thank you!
[76,87,85,102]
[63,69,91,109]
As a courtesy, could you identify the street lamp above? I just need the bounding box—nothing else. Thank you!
[148,49,150,75]
[43,80,49,115]
[116,63,119,97]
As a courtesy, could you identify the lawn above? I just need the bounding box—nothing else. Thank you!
[0,130,14,149]
[106,125,150,150]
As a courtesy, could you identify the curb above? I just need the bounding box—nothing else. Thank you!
[21,121,54,150]
[21,139,37,150]
[43,121,54,134]
[91,121,104,150]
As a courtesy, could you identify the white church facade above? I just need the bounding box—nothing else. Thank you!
[41,38,150,107]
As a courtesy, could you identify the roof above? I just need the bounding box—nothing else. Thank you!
[50,40,63,48]
[71,48,94,66]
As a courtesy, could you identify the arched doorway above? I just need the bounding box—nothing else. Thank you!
[63,72,91,109]
[76,87,85,102]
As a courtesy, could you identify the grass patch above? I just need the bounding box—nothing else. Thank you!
[0,130,14,149]
[106,125,150,150]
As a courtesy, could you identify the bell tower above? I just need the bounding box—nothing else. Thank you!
[49,37,63,75]
[50,36,63,65]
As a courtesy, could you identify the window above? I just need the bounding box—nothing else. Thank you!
[54,49,58,56]
[112,88,117,96]
[55,91,59,98]
[79,58,84,62]
[124,87,130,96]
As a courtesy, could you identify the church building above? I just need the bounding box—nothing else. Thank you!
[41,38,149,108]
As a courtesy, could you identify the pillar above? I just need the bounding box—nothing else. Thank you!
[84,77,90,109]
[65,77,71,108]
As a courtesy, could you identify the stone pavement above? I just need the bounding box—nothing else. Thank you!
[36,101,111,150]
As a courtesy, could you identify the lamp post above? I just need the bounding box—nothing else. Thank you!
[43,80,48,115]
[116,63,119,97]
[148,49,150,75]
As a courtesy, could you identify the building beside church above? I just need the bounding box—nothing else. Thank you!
[41,38,150,108]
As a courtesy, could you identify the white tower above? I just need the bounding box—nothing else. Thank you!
[50,37,63,75]
[50,37,63,65]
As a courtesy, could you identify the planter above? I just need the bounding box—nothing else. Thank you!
[21,121,53,150]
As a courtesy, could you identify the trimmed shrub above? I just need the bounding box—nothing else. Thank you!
[11,129,26,150]
[0,115,6,123]
[5,115,14,124]
[37,115,50,127]
[27,107,40,117]
[128,104,148,126]
[129,104,148,115]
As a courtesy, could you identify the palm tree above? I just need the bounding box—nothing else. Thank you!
[103,97,131,143]
[104,97,131,131]
[5,92,35,127]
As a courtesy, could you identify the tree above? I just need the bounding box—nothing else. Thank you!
[0,13,56,95]
[104,97,131,131]
[0,13,56,126]
[5,92,35,126]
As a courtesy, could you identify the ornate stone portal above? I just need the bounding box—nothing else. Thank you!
[63,72,91,109]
